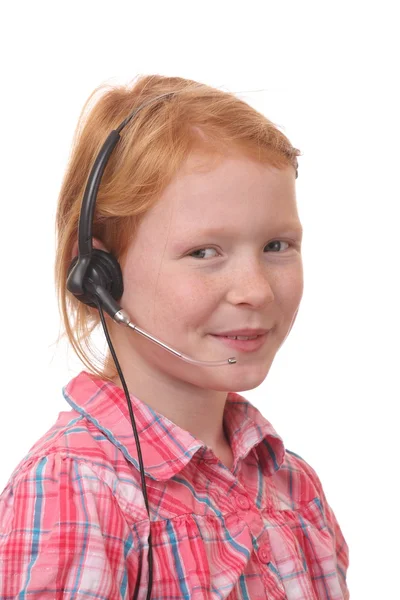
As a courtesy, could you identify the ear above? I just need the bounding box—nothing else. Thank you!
[71,237,109,261]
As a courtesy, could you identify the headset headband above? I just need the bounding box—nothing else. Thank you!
[66,92,175,298]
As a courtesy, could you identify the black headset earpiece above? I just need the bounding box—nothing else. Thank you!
[67,248,124,309]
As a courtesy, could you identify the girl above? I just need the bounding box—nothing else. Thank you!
[0,75,350,599]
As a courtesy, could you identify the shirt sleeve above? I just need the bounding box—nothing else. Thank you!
[320,484,350,599]
[301,458,351,599]
[0,453,139,599]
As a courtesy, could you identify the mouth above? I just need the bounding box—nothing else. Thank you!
[210,332,269,352]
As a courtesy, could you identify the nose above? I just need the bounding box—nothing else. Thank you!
[225,262,275,308]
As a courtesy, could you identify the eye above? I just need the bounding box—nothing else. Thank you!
[188,247,219,260]
[266,240,291,253]
[187,240,292,260]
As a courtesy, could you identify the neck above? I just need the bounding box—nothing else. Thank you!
[110,369,230,451]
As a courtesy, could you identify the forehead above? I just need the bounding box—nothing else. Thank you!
[147,154,298,229]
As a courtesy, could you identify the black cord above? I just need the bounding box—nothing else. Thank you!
[94,297,153,600]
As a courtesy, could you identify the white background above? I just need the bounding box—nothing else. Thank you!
[1,2,399,598]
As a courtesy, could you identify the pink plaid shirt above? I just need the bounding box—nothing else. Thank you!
[0,371,349,599]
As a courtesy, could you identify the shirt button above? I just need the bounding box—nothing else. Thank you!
[235,494,250,510]
[258,543,270,564]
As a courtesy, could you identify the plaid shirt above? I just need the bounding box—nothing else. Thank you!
[0,371,349,599]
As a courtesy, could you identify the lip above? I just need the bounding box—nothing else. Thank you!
[213,329,270,336]
[211,332,269,352]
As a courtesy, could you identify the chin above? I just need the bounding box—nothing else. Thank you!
[226,366,271,390]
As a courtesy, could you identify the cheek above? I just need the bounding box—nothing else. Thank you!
[154,275,216,328]
[120,261,161,320]
[279,264,304,307]
[122,256,213,328]
[278,269,303,335]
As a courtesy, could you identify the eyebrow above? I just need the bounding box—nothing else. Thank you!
[191,224,304,237]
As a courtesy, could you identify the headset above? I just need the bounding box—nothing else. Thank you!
[66,92,238,599]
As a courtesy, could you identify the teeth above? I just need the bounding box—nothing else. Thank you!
[226,335,259,340]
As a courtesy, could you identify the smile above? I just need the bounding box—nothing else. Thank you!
[211,332,269,352]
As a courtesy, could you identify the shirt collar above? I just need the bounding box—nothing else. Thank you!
[62,370,286,481]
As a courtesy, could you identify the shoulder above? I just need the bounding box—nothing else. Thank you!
[4,412,111,484]
[285,448,324,488]
[274,448,341,537]
[275,448,327,506]
[1,412,147,524]
[0,450,148,563]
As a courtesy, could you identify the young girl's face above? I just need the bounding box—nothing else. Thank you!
[115,152,303,393]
